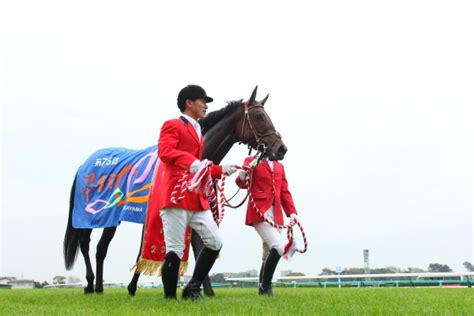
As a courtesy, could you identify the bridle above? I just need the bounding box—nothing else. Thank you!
[239,102,282,156]
[223,101,282,208]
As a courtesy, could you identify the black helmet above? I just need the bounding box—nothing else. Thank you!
[177,85,213,112]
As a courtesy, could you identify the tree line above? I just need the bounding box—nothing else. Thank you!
[320,262,474,275]
[209,261,474,282]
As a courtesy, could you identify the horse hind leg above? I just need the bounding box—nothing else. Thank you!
[128,227,145,296]
[94,227,117,293]
[128,267,141,296]
[191,230,215,297]
[79,229,95,294]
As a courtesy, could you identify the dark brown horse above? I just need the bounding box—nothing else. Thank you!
[63,86,287,295]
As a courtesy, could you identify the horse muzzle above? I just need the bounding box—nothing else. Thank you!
[268,144,287,161]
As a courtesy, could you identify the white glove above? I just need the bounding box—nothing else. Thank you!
[247,158,258,169]
[283,239,298,261]
[238,170,248,181]
[222,164,238,176]
[290,213,298,221]
[189,159,209,174]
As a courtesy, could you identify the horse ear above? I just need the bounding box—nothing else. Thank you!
[260,93,269,106]
[248,85,258,105]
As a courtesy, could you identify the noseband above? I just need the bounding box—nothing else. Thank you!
[239,102,281,154]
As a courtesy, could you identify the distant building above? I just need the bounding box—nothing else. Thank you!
[0,277,36,289]
[223,271,258,278]
[9,279,36,289]
[281,270,293,276]
[0,277,16,285]
[0,277,15,289]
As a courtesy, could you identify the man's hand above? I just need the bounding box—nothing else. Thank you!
[248,158,259,168]
[242,158,258,171]
[238,170,248,181]
[222,164,238,176]
[189,159,209,174]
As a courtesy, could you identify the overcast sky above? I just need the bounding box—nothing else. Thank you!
[1,0,473,283]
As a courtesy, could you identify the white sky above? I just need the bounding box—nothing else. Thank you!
[1,0,473,283]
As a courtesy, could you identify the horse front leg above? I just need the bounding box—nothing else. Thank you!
[128,226,145,296]
[95,227,116,293]
[79,229,94,294]
[191,230,215,297]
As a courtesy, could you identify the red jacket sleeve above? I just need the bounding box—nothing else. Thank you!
[210,165,223,179]
[281,164,297,216]
[158,120,196,170]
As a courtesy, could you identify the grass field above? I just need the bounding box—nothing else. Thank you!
[0,287,472,315]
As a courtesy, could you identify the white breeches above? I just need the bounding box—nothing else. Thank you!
[253,207,285,258]
[160,208,222,258]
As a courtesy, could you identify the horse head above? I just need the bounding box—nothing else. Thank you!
[238,86,287,161]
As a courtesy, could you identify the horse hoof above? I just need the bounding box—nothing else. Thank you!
[84,287,94,294]
[95,287,104,294]
[204,291,215,297]
[127,285,136,296]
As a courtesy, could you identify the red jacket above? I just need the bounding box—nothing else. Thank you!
[150,117,222,212]
[236,156,297,226]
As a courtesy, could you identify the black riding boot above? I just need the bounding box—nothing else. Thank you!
[258,261,265,294]
[182,247,220,300]
[259,248,281,297]
[161,251,181,299]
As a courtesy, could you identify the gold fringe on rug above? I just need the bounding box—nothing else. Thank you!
[131,259,188,276]
[178,261,188,276]
[131,258,162,276]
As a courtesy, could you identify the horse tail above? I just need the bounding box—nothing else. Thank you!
[63,174,81,270]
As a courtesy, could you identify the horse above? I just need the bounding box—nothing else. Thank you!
[63,86,287,295]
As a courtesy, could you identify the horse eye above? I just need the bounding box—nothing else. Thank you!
[255,114,264,122]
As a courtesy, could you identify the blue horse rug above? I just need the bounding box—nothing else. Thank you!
[72,145,158,229]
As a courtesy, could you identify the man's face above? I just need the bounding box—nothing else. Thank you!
[187,98,208,120]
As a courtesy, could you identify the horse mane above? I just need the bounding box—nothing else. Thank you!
[200,100,243,134]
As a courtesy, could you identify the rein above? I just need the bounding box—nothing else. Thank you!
[169,161,241,226]
[243,160,308,255]
[171,101,279,221]
[222,151,266,209]
[248,190,308,254]
[169,159,308,255]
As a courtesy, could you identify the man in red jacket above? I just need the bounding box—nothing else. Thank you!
[236,156,298,296]
[156,85,237,300]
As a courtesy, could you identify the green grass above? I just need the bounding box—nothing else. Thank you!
[0,287,472,315]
